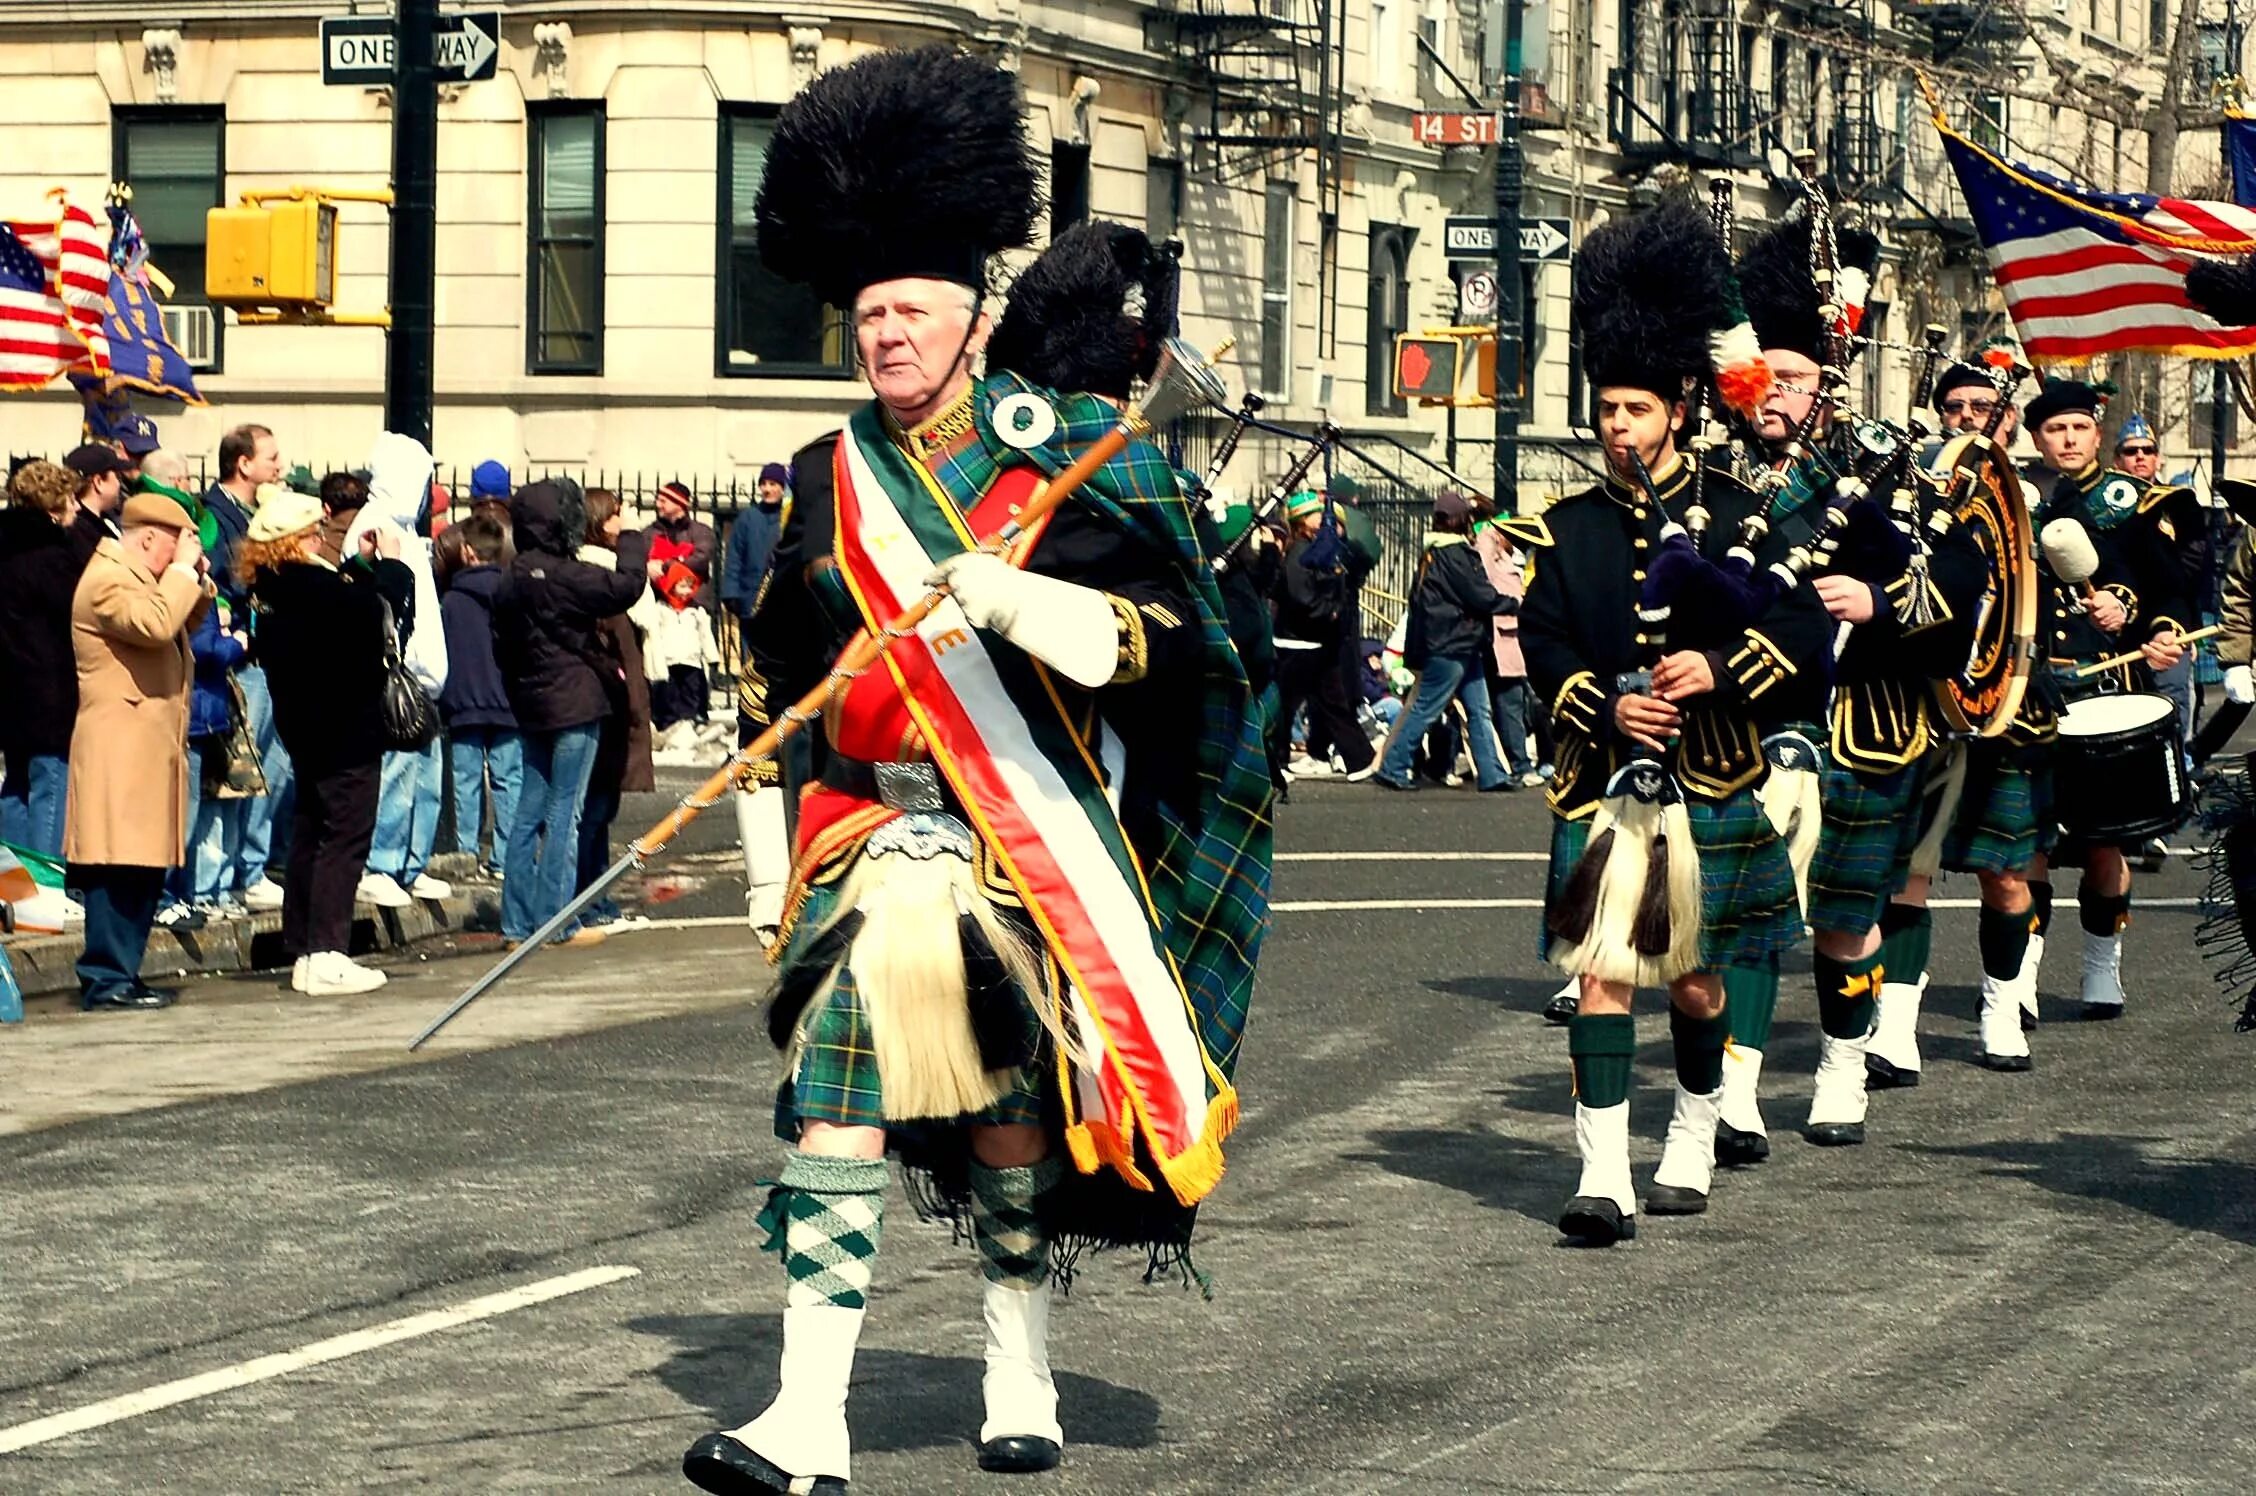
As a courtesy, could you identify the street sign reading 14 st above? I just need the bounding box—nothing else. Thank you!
[321,11,500,86]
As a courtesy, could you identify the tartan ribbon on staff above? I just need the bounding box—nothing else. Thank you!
[1932,101,2256,363]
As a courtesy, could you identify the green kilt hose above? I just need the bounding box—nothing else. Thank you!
[1941,739,2055,875]
[1807,751,1925,935]
[1543,787,1803,973]
[772,878,1047,1141]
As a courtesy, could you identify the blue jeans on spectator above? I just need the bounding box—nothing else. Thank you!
[207,666,292,893]
[0,753,68,858]
[369,737,446,887]
[1378,655,1508,790]
[1489,675,1537,777]
[448,728,522,873]
[172,740,222,906]
[575,780,623,925]
[75,865,164,1003]
[502,724,599,942]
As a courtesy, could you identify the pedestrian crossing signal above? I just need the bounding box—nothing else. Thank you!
[1393,330,1497,406]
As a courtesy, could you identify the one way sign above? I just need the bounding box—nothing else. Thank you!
[321,12,501,86]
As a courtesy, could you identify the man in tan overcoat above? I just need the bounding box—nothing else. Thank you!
[65,491,210,1011]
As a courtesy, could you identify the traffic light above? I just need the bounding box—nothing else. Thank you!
[1394,336,1460,401]
[203,187,390,325]
[1394,329,1498,406]
[208,197,338,310]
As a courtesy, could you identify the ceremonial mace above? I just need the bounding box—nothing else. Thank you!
[409,338,1235,1050]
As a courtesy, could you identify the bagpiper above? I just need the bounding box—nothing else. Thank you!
[1521,195,1829,1246]
[684,47,1272,1495]
[1713,208,1988,1154]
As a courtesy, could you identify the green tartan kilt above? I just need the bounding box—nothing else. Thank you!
[1542,787,1804,974]
[1806,752,1924,936]
[771,879,1047,1141]
[1941,739,2055,875]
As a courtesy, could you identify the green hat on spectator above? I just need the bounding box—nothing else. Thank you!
[1285,490,1325,520]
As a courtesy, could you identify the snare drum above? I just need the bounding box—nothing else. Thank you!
[2053,691,2187,844]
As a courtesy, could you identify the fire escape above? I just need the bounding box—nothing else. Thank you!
[1151,0,1334,188]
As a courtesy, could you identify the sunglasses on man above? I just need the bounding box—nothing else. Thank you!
[1940,398,1998,415]
[2118,444,2157,457]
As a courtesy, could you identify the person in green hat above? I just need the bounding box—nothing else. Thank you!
[1272,489,1376,781]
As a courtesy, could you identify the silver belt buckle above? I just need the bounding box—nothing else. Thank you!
[872,762,946,812]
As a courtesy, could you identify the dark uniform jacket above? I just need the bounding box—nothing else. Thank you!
[1521,453,1831,817]
[2036,462,2189,665]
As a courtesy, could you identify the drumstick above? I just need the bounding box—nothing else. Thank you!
[2071,623,2221,678]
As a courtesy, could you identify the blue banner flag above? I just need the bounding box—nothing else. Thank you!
[2228,115,2256,208]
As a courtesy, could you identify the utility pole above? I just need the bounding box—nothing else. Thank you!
[386,0,439,447]
[1492,0,1524,515]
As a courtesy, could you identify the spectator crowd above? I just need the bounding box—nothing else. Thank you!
[0,415,788,1011]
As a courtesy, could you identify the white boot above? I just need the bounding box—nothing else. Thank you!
[1979,970,2033,1070]
[709,1302,865,1487]
[1867,973,1925,1086]
[290,956,309,993]
[979,1278,1064,1455]
[1715,1045,1770,1166]
[301,951,386,996]
[1647,1084,1721,1214]
[1807,1029,1871,1144]
[2017,933,2044,1026]
[2079,930,2127,1017]
[736,785,791,938]
[1559,1100,1635,1243]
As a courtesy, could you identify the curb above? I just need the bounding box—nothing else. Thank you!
[3,855,502,1001]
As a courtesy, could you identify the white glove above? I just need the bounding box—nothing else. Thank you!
[926,551,1120,690]
[2228,664,2254,706]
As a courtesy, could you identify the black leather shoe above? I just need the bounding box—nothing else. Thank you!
[682,1432,845,1495]
[1714,1124,1769,1167]
[978,1436,1062,1474]
[82,984,176,1012]
[2078,1001,2126,1022]
[1542,989,1579,1026]
[1557,1196,1635,1245]
[1374,775,1420,792]
[1643,1184,1709,1216]
[1806,1121,1866,1147]
[1978,1050,2034,1073]
[1865,1053,1919,1089]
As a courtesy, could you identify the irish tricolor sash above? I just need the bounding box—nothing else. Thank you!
[832,407,1236,1206]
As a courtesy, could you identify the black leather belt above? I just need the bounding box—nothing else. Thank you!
[821,756,953,813]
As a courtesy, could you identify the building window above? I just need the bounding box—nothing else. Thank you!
[1050,141,1091,237]
[1366,227,1411,417]
[527,103,604,374]
[1146,156,1183,244]
[113,106,224,370]
[1371,0,1402,90]
[1260,179,1295,399]
[717,107,851,377]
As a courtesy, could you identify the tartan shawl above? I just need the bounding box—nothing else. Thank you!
[923,372,1276,1082]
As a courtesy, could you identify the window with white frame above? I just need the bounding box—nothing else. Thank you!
[1260,180,1295,399]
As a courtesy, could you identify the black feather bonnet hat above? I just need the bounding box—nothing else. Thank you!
[2188,255,2256,328]
[1574,196,1740,400]
[754,46,1043,309]
[1735,210,1884,363]
[987,222,1181,398]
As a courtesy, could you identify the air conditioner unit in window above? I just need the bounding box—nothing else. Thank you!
[161,304,217,368]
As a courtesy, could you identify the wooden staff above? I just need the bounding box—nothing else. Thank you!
[409,339,1233,1050]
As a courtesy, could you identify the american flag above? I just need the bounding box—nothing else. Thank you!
[1939,123,2256,364]
[0,201,112,390]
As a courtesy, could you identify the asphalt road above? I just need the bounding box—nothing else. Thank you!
[4,766,2255,1494]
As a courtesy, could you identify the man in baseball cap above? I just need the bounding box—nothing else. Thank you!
[64,444,132,532]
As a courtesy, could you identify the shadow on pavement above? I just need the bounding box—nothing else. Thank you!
[1902,1132,2256,1247]
[1344,1125,1564,1228]
[630,1313,1163,1453]
[1422,974,1564,1016]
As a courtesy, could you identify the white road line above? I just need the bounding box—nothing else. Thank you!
[1275,851,1548,862]
[1270,896,2206,914]
[0,1265,640,1455]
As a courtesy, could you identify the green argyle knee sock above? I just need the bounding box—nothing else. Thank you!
[1877,902,1931,986]
[1723,960,1780,1051]
[970,1157,1064,1288]
[1977,902,2032,982]
[1814,949,1884,1039]
[2029,879,2055,938]
[1670,1003,1728,1094]
[1568,1013,1635,1109]
[757,1151,887,1310]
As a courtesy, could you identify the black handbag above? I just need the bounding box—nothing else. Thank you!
[378,599,440,751]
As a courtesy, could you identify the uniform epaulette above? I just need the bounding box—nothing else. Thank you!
[1493,513,1555,549]
[2136,482,2195,515]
